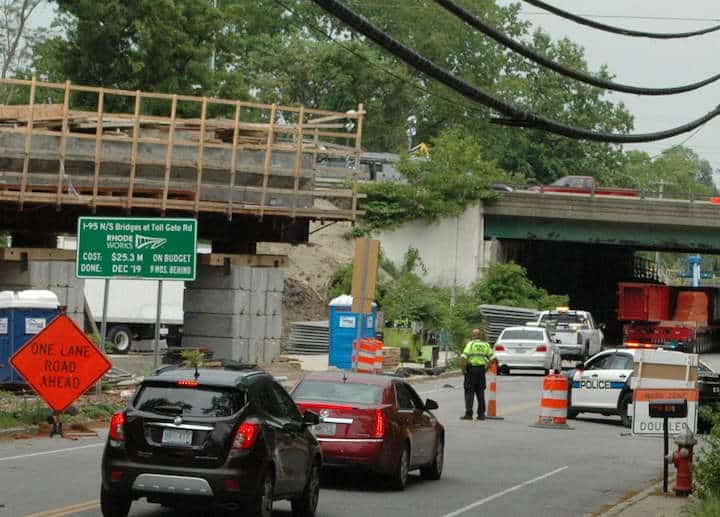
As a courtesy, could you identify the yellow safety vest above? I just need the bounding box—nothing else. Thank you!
[461,340,494,367]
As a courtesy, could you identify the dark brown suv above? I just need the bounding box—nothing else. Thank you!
[101,366,321,517]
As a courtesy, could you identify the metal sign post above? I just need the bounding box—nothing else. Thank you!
[97,278,110,396]
[154,280,163,369]
[648,400,688,493]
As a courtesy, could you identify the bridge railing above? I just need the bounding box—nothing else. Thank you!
[0,77,365,220]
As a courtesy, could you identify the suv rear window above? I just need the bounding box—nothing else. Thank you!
[134,384,245,417]
[293,380,383,405]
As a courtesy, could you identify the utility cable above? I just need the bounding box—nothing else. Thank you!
[309,0,720,143]
[523,0,720,39]
[435,0,720,96]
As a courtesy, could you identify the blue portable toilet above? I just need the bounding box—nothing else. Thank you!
[0,290,61,384]
[328,295,378,370]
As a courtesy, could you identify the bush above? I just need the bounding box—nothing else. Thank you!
[472,263,568,310]
[689,493,720,516]
[694,407,720,498]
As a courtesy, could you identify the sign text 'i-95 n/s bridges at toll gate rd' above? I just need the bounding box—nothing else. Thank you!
[76,217,197,281]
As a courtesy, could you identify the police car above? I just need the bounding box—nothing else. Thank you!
[568,348,720,430]
[567,348,636,427]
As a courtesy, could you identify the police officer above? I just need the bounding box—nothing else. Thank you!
[460,328,494,420]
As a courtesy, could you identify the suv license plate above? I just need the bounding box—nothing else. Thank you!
[313,423,336,436]
[162,428,193,445]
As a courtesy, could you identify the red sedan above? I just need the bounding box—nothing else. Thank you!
[292,371,445,490]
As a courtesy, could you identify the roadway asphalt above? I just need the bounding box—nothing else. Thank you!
[0,369,682,517]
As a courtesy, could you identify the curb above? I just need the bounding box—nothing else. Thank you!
[599,476,677,516]
[0,425,37,437]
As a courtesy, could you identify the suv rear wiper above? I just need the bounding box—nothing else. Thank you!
[147,403,186,415]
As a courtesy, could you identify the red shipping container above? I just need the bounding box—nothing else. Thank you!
[618,283,670,322]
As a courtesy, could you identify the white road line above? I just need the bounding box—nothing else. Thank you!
[441,465,569,517]
[0,442,103,463]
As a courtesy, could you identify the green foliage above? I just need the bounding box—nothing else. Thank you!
[472,263,569,309]
[693,407,720,498]
[356,129,517,233]
[327,252,562,351]
[610,147,716,199]
[181,349,205,369]
[690,493,720,517]
[28,0,635,184]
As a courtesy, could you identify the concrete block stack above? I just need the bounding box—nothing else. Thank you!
[183,265,283,364]
[0,260,85,328]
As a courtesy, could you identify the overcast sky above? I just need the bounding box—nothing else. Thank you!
[498,0,720,174]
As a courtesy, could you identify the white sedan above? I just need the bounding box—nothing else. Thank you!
[494,326,561,375]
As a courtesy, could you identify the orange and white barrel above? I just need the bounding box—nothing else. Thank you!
[486,361,498,418]
[535,373,569,428]
[373,339,384,372]
[355,338,377,373]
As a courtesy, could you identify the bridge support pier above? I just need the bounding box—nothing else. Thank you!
[183,261,283,364]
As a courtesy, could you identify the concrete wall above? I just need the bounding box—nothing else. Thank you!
[183,265,283,364]
[375,203,496,288]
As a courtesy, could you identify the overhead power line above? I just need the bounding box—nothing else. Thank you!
[435,0,720,96]
[309,0,720,144]
[522,0,720,39]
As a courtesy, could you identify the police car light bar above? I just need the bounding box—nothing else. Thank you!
[624,342,655,349]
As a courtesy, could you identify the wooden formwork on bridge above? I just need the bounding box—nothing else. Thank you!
[0,77,365,221]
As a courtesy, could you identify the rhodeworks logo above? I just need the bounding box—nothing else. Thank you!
[135,235,167,250]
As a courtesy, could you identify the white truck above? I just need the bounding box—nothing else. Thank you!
[535,308,605,361]
[58,236,210,353]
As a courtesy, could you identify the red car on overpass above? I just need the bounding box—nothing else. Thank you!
[292,371,445,490]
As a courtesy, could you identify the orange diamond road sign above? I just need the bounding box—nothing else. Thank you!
[10,314,111,412]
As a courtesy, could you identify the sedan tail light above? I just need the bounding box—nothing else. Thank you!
[536,345,547,352]
[494,345,505,351]
[109,412,125,442]
[374,409,385,438]
[232,422,260,450]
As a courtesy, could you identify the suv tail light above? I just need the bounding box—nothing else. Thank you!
[374,409,385,438]
[232,422,260,450]
[109,412,125,442]
[177,379,199,387]
[494,345,505,351]
[536,345,547,352]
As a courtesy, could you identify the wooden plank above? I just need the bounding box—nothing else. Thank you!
[55,81,71,209]
[227,100,241,219]
[194,97,208,215]
[200,254,288,268]
[126,91,142,211]
[351,103,364,222]
[161,94,178,214]
[258,104,277,219]
[18,76,36,210]
[0,247,76,262]
[351,237,380,313]
[90,90,105,214]
[291,106,305,219]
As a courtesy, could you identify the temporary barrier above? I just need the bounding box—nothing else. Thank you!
[352,338,380,373]
[485,361,504,420]
[532,373,571,429]
[373,339,384,372]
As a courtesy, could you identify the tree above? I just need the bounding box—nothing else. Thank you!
[357,128,520,233]
[617,146,716,198]
[32,0,635,184]
[0,0,42,78]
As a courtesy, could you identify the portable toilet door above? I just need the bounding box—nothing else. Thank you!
[0,291,14,383]
[8,290,61,383]
[328,295,378,370]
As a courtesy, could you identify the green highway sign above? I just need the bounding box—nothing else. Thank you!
[76,217,197,280]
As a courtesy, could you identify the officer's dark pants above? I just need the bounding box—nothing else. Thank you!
[464,365,486,417]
